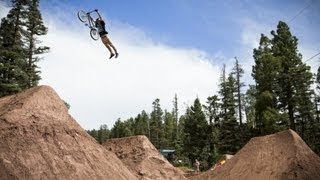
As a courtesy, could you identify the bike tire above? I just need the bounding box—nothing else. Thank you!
[77,10,88,22]
[90,28,99,40]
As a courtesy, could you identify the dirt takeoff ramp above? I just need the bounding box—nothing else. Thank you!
[193,129,320,180]
[103,135,187,180]
[0,86,137,180]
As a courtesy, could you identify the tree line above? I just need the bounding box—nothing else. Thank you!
[87,21,320,170]
[0,0,48,97]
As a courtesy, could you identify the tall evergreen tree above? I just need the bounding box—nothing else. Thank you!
[182,98,210,168]
[0,0,49,96]
[203,95,220,166]
[252,33,281,134]
[0,0,28,96]
[244,85,257,129]
[219,64,228,115]
[163,110,175,148]
[271,21,314,131]
[150,98,164,149]
[133,110,149,136]
[172,94,179,148]
[204,95,220,127]
[219,74,240,154]
[316,66,320,123]
[232,57,245,125]
[175,114,186,161]
[23,0,49,87]
[311,67,320,154]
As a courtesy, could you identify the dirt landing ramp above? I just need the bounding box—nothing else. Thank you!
[104,135,187,180]
[193,129,320,180]
[0,86,137,180]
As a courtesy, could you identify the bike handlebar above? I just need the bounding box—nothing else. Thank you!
[87,9,98,14]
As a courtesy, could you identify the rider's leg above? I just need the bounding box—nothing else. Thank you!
[101,36,114,57]
[102,35,118,58]
[109,43,118,58]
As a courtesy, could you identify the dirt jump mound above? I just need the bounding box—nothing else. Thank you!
[0,86,137,180]
[103,135,187,180]
[194,129,320,180]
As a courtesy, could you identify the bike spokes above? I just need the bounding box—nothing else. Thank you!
[90,29,99,40]
[77,10,88,22]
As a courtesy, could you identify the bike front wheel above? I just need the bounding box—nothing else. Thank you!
[77,10,88,22]
[90,29,99,40]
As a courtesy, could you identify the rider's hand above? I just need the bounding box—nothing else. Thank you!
[94,9,98,12]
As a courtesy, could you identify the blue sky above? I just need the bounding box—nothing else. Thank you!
[1,0,319,130]
[38,0,320,59]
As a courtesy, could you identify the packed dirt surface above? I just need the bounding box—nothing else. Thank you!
[0,86,137,180]
[103,135,187,180]
[193,129,320,180]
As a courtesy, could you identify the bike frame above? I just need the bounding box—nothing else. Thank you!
[78,10,100,40]
[85,11,97,29]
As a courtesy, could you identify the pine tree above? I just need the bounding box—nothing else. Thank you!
[23,0,49,87]
[203,95,220,166]
[316,66,320,123]
[110,118,133,138]
[163,110,175,148]
[0,0,28,97]
[133,110,149,136]
[271,21,314,131]
[97,124,110,144]
[244,85,256,128]
[252,33,281,134]
[0,0,49,96]
[219,64,228,115]
[308,67,320,154]
[150,98,164,149]
[232,57,245,125]
[182,98,210,168]
[204,95,220,127]
[219,74,240,154]
[172,94,179,148]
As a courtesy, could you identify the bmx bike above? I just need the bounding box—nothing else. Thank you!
[77,10,100,40]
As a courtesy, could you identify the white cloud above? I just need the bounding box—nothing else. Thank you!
[35,10,221,130]
[0,2,221,130]
[239,18,275,51]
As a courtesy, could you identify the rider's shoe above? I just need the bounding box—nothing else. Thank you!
[109,53,115,59]
[115,53,119,58]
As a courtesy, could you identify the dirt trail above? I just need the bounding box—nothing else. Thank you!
[0,85,137,180]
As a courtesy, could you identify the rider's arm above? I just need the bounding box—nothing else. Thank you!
[96,10,103,21]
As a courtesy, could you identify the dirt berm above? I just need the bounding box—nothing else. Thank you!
[103,135,187,180]
[0,85,137,180]
[193,129,320,180]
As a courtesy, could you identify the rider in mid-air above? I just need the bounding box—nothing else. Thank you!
[95,9,118,59]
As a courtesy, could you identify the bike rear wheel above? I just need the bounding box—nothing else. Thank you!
[77,10,88,22]
[90,28,99,40]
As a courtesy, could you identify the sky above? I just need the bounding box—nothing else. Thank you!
[1,0,320,130]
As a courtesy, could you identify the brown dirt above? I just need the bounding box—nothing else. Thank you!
[103,135,187,180]
[3,85,319,180]
[193,129,320,180]
[0,85,137,180]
